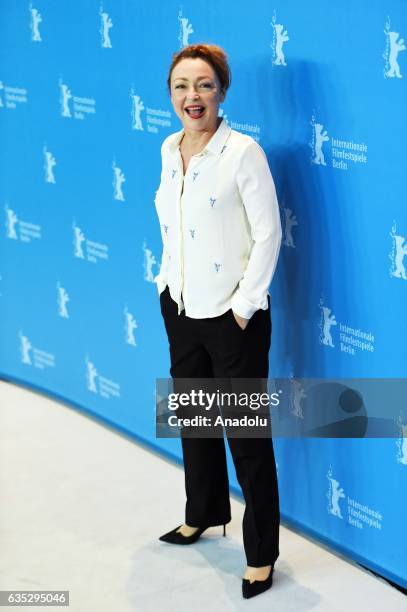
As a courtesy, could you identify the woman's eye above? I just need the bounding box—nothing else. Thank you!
[174,82,213,90]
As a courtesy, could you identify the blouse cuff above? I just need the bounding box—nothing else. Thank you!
[230,289,261,320]
[154,275,167,296]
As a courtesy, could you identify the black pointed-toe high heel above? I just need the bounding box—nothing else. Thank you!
[242,565,274,599]
[159,523,227,545]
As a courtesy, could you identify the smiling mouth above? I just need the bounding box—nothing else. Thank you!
[185,106,205,118]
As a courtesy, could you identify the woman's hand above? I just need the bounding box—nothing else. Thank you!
[233,312,249,330]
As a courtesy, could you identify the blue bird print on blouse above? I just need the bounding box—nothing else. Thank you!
[220,145,227,155]
[171,169,177,179]
[162,224,169,234]
[209,197,217,208]
[214,263,221,272]
[189,229,195,239]
[192,171,199,181]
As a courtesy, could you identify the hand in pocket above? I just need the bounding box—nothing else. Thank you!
[232,310,249,331]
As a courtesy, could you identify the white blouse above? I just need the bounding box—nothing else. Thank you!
[153,117,282,320]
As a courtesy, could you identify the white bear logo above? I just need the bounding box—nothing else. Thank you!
[389,223,407,280]
[178,10,193,48]
[384,18,405,79]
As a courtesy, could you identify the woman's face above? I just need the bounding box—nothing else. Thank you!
[170,57,225,133]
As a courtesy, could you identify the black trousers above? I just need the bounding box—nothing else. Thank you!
[159,285,280,567]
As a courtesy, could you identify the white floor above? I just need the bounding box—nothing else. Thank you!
[0,379,405,611]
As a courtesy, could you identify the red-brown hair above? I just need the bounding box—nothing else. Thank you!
[167,43,231,96]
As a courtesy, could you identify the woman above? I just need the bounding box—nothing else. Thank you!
[154,43,282,600]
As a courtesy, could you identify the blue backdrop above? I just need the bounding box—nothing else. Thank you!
[1,0,406,589]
